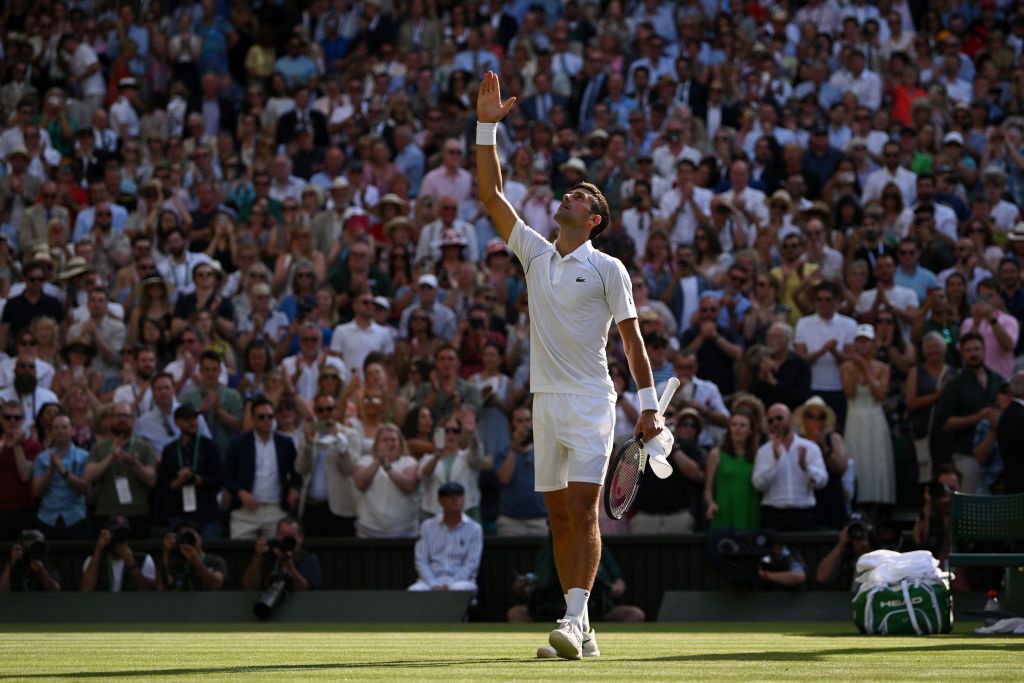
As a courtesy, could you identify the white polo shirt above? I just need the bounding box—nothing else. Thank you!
[856,284,919,339]
[281,353,349,401]
[794,312,857,391]
[509,219,635,400]
[329,320,395,374]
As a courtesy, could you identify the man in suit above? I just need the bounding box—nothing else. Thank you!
[275,84,329,149]
[997,371,1024,494]
[18,181,68,254]
[225,396,301,539]
[521,72,568,123]
[396,0,441,57]
[690,79,739,140]
[186,73,237,139]
[569,49,608,131]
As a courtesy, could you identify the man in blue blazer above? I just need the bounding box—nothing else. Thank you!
[225,397,301,539]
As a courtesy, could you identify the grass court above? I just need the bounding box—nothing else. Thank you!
[0,622,1020,681]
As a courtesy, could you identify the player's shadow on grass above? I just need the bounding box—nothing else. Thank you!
[647,643,1024,663]
[0,658,527,679]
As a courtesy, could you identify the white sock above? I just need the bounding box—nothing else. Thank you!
[565,587,590,623]
[582,602,590,633]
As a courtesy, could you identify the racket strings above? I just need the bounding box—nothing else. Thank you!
[608,441,644,519]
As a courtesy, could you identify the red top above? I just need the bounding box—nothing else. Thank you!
[0,441,42,511]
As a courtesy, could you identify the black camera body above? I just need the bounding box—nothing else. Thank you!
[178,530,199,547]
[21,541,47,563]
[268,536,297,554]
[927,481,952,501]
[111,526,130,546]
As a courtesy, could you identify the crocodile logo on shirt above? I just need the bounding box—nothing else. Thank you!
[576,277,586,282]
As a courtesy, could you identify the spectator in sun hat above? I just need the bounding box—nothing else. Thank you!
[414,194,479,263]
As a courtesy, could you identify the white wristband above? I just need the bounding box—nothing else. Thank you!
[638,386,658,412]
[476,122,497,146]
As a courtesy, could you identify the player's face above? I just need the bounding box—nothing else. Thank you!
[556,188,596,228]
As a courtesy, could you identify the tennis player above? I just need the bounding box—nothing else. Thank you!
[476,72,663,660]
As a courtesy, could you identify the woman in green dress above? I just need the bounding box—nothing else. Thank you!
[704,410,760,530]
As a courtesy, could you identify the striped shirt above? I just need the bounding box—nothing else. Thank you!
[414,514,483,587]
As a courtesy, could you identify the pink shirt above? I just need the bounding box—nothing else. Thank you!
[419,166,472,203]
[961,311,1020,379]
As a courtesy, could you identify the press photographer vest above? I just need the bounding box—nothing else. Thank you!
[95,552,148,592]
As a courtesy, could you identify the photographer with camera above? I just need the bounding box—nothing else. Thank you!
[156,519,226,591]
[0,529,60,592]
[242,517,320,592]
[80,516,156,591]
[494,408,548,536]
[912,464,962,564]
[815,515,878,589]
[156,405,224,539]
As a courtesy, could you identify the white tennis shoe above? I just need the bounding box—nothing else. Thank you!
[537,627,599,659]
[547,618,585,660]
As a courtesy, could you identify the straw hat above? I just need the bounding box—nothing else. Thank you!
[793,396,837,434]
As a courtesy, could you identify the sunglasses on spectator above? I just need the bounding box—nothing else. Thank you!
[804,412,825,421]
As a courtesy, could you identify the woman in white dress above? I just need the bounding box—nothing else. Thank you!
[840,324,895,522]
[351,424,420,538]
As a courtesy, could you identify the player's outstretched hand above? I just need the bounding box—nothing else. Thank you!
[477,71,516,124]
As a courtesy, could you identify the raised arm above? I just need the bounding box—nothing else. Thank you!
[475,71,519,242]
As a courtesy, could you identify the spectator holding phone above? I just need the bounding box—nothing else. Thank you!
[418,408,490,521]
[494,408,548,536]
[295,394,359,537]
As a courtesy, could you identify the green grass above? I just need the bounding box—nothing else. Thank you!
[0,623,1020,681]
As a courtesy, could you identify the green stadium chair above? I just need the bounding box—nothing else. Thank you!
[949,493,1024,614]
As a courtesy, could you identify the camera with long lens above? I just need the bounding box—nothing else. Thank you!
[253,571,295,620]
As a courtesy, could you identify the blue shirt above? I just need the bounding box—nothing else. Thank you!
[493,447,547,519]
[894,265,937,302]
[704,289,752,330]
[33,445,89,527]
[395,144,425,197]
[275,55,318,88]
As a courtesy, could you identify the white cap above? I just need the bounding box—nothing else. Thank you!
[417,273,439,289]
[372,295,391,310]
[855,323,875,340]
[943,131,964,146]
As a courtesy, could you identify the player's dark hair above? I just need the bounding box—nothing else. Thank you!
[573,182,611,239]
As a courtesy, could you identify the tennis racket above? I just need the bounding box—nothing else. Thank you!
[603,377,680,520]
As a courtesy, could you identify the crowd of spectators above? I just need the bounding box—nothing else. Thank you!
[2,0,1024,599]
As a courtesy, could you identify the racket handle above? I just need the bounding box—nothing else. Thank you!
[657,377,680,417]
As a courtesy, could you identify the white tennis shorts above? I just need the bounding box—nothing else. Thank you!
[533,393,616,492]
